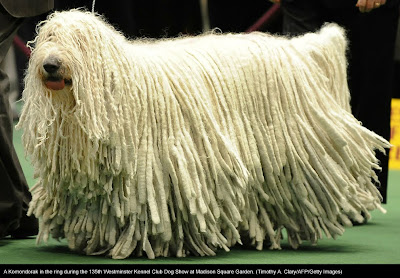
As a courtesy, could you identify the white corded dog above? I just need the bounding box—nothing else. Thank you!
[17,9,390,259]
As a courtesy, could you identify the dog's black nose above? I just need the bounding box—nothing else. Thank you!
[43,57,61,74]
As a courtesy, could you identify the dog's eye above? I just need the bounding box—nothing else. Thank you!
[47,32,55,41]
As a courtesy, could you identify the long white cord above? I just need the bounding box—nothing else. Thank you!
[92,0,96,13]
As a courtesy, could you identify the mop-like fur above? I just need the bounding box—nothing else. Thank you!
[17,10,390,259]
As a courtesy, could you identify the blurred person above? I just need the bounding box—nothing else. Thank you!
[0,0,54,239]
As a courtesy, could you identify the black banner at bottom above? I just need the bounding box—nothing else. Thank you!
[0,264,397,277]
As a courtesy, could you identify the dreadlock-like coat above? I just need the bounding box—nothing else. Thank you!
[17,10,389,259]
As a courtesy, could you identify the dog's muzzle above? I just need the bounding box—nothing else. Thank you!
[42,56,72,90]
[43,56,61,74]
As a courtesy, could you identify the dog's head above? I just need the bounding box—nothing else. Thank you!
[26,9,127,93]
[21,10,133,142]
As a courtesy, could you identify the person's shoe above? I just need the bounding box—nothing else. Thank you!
[9,214,38,239]
[0,219,19,239]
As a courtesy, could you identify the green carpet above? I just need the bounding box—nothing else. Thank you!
[1,126,399,265]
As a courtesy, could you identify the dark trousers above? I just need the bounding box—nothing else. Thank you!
[0,7,30,236]
[281,0,400,203]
